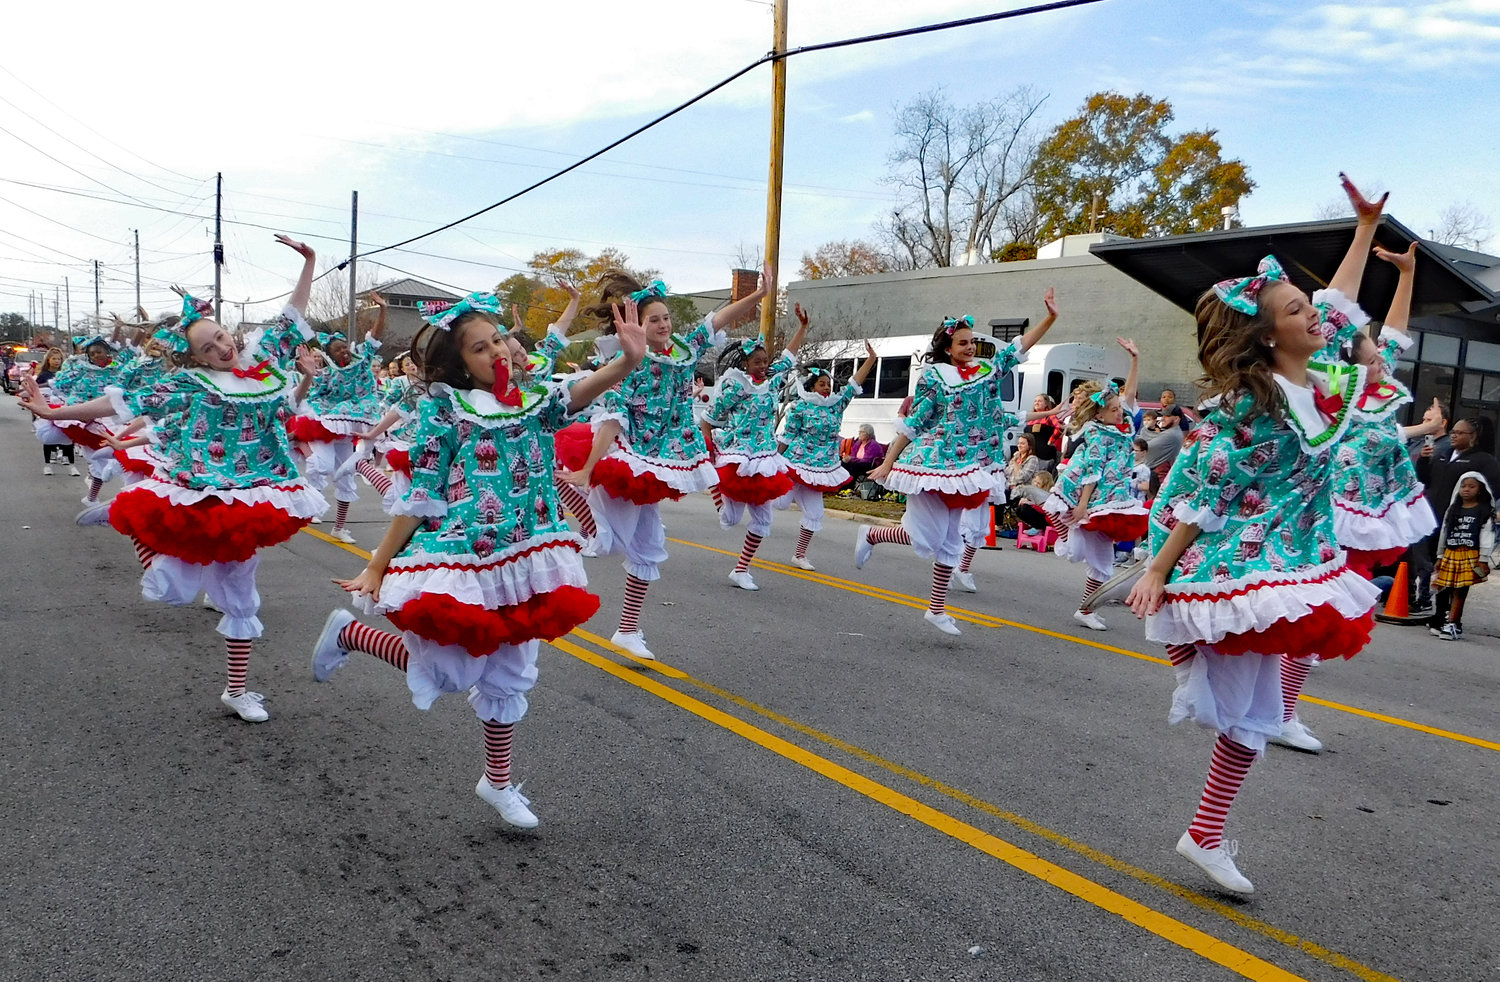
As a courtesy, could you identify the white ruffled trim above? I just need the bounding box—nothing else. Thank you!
[1311,287,1371,330]
[893,418,920,442]
[127,475,329,518]
[1172,498,1230,534]
[605,441,718,493]
[882,462,1003,497]
[1145,558,1379,646]
[105,385,138,422]
[359,533,587,617]
[795,381,860,406]
[389,486,448,519]
[717,450,790,478]
[1333,490,1438,549]
[301,412,374,435]
[429,382,566,425]
[380,471,413,514]
[1378,325,1414,353]
[789,462,850,488]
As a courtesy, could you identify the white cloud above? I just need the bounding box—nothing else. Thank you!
[840,110,876,123]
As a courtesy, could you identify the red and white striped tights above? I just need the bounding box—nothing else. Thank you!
[337,620,410,671]
[553,478,597,537]
[354,459,392,496]
[619,575,650,634]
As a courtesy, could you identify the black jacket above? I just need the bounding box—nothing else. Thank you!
[1422,447,1500,513]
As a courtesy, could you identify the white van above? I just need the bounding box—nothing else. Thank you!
[803,337,1130,446]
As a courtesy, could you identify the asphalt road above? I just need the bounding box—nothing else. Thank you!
[2,404,1496,982]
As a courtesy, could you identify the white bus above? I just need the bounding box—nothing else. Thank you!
[803,337,1131,446]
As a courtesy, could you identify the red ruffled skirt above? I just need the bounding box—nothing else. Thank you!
[1082,510,1149,543]
[594,456,684,505]
[115,449,157,477]
[387,586,600,657]
[110,487,311,565]
[285,415,345,444]
[1344,546,1408,581]
[55,419,110,451]
[1212,605,1374,661]
[934,490,991,511]
[554,422,593,472]
[717,463,795,505]
[386,448,411,477]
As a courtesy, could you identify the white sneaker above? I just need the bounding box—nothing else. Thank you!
[220,689,269,723]
[330,528,356,544]
[954,570,977,593]
[611,630,655,660]
[69,465,82,476]
[790,556,816,571]
[1270,717,1324,753]
[201,593,223,613]
[579,536,599,558]
[1073,609,1109,631]
[728,570,759,591]
[923,611,962,635]
[309,515,322,524]
[75,501,112,527]
[42,464,53,476]
[854,525,874,569]
[1176,831,1254,894]
[312,608,356,682]
[475,778,539,828]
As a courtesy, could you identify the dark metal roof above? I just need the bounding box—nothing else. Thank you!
[1089,216,1494,316]
[360,278,462,301]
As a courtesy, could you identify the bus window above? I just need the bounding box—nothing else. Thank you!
[1047,370,1064,404]
[877,357,911,399]
[1000,370,1015,402]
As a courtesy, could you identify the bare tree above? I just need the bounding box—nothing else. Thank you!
[306,265,381,328]
[1434,201,1493,251]
[875,86,1047,268]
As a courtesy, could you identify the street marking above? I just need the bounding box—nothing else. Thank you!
[295,526,1401,981]
[567,633,1401,982]
[669,536,1500,753]
[551,635,1312,982]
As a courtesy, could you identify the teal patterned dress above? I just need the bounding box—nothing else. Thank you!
[1146,357,1380,661]
[706,353,797,500]
[359,381,597,655]
[590,317,723,503]
[295,337,385,439]
[1043,420,1150,543]
[104,306,328,565]
[888,346,1022,508]
[779,381,862,490]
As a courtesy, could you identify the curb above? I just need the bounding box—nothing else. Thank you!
[824,505,901,528]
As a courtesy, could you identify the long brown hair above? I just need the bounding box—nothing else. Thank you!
[413,311,499,391]
[584,270,667,336]
[1194,287,1283,420]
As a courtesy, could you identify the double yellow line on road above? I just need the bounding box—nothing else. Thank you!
[668,536,1500,754]
[299,526,1404,981]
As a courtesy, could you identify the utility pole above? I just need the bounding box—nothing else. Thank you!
[758,0,788,346]
[213,173,224,321]
[54,286,59,331]
[133,228,141,312]
[65,277,71,336]
[93,260,101,324]
[347,190,359,339]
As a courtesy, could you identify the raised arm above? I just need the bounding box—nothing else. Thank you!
[851,341,878,387]
[710,265,774,333]
[785,303,811,356]
[1375,243,1416,334]
[275,234,318,314]
[1328,174,1388,298]
[1117,337,1140,404]
[1018,287,1058,353]
[551,279,582,336]
[367,291,388,342]
[19,377,114,421]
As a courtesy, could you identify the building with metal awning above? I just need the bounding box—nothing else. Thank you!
[1090,216,1500,433]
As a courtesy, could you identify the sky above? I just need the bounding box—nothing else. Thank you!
[2,0,1498,329]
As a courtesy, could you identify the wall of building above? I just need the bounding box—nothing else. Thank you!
[785,251,1201,401]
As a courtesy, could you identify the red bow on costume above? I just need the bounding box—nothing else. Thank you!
[1313,391,1344,421]
[231,359,274,381]
[492,358,522,408]
[956,362,982,381]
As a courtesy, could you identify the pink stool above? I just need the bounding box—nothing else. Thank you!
[1016,525,1058,552]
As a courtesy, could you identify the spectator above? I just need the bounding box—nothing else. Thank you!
[1143,406,1185,496]
[1131,437,1152,501]
[1005,433,1043,489]
[842,423,885,484]
[1024,394,1062,463]
[1014,471,1056,531]
[1159,387,1191,431]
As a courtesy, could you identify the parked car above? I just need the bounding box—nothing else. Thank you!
[4,348,42,394]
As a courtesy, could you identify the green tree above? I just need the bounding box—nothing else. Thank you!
[1031,91,1253,241]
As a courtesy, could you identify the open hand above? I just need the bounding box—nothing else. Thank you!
[294,345,321,376]
[794,302,809,328]
[1042,286,1058,317]
[1116,337,1139,358]
[333,567,383,602]
[557,279,580,302]
[1340,173,1388,223]
[1126,568,1167,618]
[612,300,647,365]
[1373,241,1417,274]
[274,234,315,260]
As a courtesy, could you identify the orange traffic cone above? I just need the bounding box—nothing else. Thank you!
[984,505,998,549]
[1380,562,1410,620]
